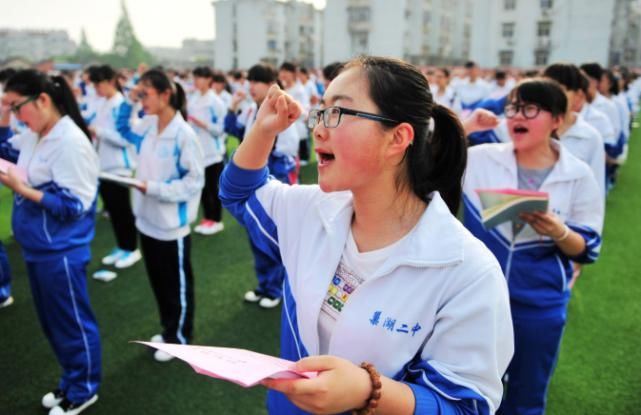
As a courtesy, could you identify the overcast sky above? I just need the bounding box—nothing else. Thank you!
[0,0,326,52]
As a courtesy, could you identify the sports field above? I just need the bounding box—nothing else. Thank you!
[1,131,640,414]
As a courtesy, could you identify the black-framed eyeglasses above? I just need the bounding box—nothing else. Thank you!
[504,103,542,120]
[10,95,38,114]
[308,106,400,129]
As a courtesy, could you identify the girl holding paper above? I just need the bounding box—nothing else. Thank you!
[89,65,141,271]
[462,78,604,415]
[220,56,513,415]
[115,69,204,363]
[0,69,101,415]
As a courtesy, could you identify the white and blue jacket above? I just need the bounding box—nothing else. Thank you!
[463,141,604,314]
[94,92,137,175]
[220,161,514,414]
[116,103,204,241]
[187,90,226,166]
[0,116,99,262]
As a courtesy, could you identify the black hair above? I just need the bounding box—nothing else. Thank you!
[508,77,567,119]
[437,67,450,77]
[464,61,477,69]
[322,62,344,82]
[193,66,214,79]
[605,70,620,95]
[140,69,187,119]
[279,61,297,73]
[580,62,604,82]
[299,67,309,75]
[0,68,17,84]
[212,72,227,84]
[341,56,467,213]
[5,69,91,140]
[495,70,507,80]
[247,63,277,84]
[232,71,243,80]
[543,63,587,92]
[89,65,122,93]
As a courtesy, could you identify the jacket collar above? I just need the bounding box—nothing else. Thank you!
[486,140,585,184]
[41,115,73,142]
[316,191,465,272]
[157,112,185,139]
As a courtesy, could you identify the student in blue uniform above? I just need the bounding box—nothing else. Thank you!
[89,65,141,271]
[116,69,204,362]
[463,78,604,415]
[220,56,513,415]
[224,63,299,309]
[0,69,101,415]
[0,88,15,309]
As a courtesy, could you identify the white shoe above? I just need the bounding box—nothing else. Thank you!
[0,295,14,308]
[199,221,224,236]
[258,296,281,309]
[150,334,164,343]
[244,290,262,303]
[114,249,142,269]
[42,389,65,409]
[49,394,97,415]
[101,248,123,266]
[154,349,175,362]
[92,270,117,282]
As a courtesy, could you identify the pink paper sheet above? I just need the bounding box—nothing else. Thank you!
[0,158,27,184]
[135,341,317,387]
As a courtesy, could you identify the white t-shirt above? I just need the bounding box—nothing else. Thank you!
[317,228,410,354]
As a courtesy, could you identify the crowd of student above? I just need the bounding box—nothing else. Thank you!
[0,56,638,415]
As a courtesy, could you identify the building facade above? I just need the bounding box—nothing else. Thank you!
[322,0,472,66]
[0,29,77,62]
[468,0,641,68]
[212,0,321,71]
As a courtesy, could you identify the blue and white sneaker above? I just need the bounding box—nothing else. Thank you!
[42,389,65,409]
[49,394,98,415]
[114,249,142,269]
[101,248,124,266]
[0,296,13,309]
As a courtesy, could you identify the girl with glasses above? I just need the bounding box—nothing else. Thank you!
[220,56,513,415]
[0,69,101,415]
[116,69,204,362]
[462,78,604,415]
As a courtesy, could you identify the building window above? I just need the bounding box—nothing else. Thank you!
[537,21,551,37]
[348,6,370,22]
[502,22,515,38]
[504,0,516,10]
[499,50,513,65]
[267,40,277,51]
[534,49,549,66]
[624,48,635,62]
[540,0,553,9]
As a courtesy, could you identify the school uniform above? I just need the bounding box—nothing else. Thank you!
[188,90,227,222]
[455,78,491,113]
[463,141,604,415]
[0,116,101,405]
[433,85,462,114]
[560,114,606,196]
[223,103,299,300]
[95,92,138,252]
[116,103,204,344]
[219,161,514,414]
[0,238,12,304]
[287,81,311,164]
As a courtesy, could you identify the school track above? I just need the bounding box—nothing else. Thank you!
[0,130,640,414]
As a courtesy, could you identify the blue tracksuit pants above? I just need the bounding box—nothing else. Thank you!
[26,256,101,404]
[0,242,12,303]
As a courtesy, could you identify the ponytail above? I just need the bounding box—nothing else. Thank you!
[140,69,187,119]
[343,56,467,214]
[406,104,466,213]
[5,69,90,140]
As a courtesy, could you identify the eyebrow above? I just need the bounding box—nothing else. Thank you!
[320,94,354,106]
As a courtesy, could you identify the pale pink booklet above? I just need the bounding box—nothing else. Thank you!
[0,158,28,183]
[135,341,317,387]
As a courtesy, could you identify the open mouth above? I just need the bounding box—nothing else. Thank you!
[316,150,335,166]
[512,124,529,135]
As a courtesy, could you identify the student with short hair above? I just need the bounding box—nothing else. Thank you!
[188,66,227,236]
[279,61,311,168]
[0,69,101,415]
[221,56,513,415]
[463,78,604,415]
[116,69,204,362]
[432,67,462,114]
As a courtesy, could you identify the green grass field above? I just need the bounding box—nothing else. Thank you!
[1,131,640,415]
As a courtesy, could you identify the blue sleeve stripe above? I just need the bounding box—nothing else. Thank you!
[282,277,305,361]
[245,194,279,248]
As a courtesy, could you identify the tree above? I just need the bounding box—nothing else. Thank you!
[74,28,99,64]
[111,0,154,68]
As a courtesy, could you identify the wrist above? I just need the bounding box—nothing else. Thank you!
[352,362,382,415]
[553,224,570,242]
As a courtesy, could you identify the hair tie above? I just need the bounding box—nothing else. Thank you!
[426,116,435,143]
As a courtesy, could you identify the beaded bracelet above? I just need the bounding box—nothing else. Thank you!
[352,362,383,415]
